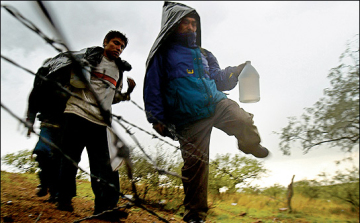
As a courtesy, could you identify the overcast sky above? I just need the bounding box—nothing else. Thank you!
[1,1,359,188]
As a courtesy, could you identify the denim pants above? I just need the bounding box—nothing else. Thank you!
[57,114,120,212]
[178,98,261,220]
[34,126,62,197]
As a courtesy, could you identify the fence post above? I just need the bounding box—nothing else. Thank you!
[287,175,295,213]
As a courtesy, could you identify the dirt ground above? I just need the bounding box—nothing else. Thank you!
[1,171,186,223]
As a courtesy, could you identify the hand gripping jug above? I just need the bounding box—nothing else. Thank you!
[238,61,260,103]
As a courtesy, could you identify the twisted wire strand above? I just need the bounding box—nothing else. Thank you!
[2,3,224,222]
[1,4,66,53]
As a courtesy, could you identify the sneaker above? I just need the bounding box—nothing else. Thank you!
[56,201,74,212]
[239,144,269,158]
[252,145,269,158]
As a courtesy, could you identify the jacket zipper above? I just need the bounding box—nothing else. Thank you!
[195,48,212,110]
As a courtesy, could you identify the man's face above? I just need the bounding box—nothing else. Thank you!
[176,16,197,34]
[103,37,126,60]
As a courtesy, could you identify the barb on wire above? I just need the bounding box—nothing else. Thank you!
[1,4,66,52]
[113,115,187,180]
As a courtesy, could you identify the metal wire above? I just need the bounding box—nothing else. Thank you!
[1,3,222,222]
[1,4,66,52]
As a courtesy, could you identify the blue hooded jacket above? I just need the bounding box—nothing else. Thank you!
[143,2,241,128]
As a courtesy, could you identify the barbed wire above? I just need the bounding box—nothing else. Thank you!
[2,0,213,183]
[1,1,210,166]
[1,52,189,181]
[115,115,210,164]
[0,53,176,222]
[1,2,203,222]
[2,2,210,166]
[1,4,66,53]
[1,2,223,222]
[113,116,187,180]
[1,102,171,223]
[129,100,211,163]
[1,3,175,222]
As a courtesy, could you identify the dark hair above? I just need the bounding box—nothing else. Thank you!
[103,30,128,48]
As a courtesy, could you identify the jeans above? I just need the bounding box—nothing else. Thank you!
[57,113,120,212]
[178,98,261,220]
[34,126,62,198]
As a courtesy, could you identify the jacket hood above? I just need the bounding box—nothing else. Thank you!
[145,1,201,70]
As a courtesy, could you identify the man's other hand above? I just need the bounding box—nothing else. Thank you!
[126,77,136,94]
[27,125,34,137]
[153,123,166,136]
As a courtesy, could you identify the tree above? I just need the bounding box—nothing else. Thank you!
[293,179,322,200]
[118,145,183,200]
[277,35,359,155]
[262,183,286,199]
[2,149,90,180]
[318,166,359,212]
[1,149,38,173]
[208,153,268,194]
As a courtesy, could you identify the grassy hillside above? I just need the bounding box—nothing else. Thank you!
[1,171,358,223]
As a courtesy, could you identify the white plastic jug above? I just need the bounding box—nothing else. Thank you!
[238,61,260,103]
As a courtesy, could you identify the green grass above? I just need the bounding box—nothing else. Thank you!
[76,179,94,201]
[205,193,359,223]
[1,171,359,223]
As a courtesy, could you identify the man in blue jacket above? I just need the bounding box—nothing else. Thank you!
[143,2,269,222]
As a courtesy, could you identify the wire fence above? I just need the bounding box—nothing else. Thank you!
[1,2,212,222]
